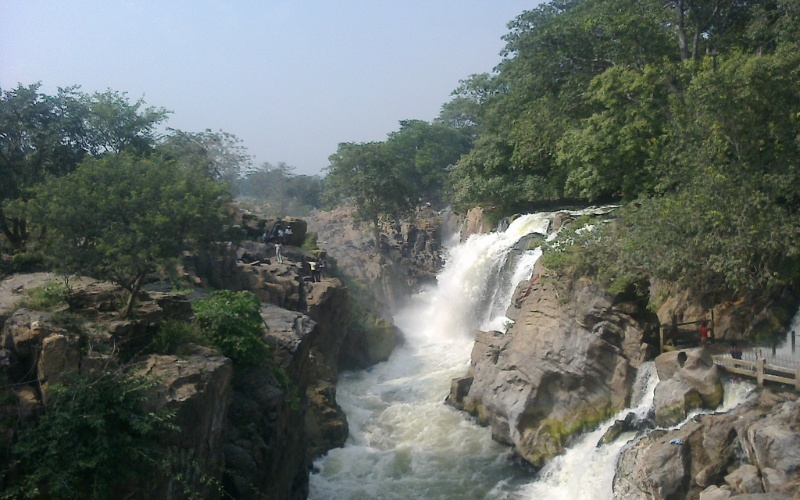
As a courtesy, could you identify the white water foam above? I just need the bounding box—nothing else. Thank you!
[309,208,755,500]
[309,214,550,500]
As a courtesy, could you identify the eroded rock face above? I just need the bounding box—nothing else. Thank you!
[653,349,723,427]
[650,279,799,342]
[224,304,317,500]
[613,389,800,500]
[451,261,657,467]
[134,346,233,500]
[305,205,444,313]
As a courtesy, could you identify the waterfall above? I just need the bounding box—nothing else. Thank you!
[308,210,755,500]
[310,214,550,500]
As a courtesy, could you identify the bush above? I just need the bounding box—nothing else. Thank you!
[191,290,269,366]
[151,320,205,355]
[8,372,176,500]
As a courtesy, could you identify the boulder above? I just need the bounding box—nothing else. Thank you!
[3,309,65,361]
[598,412,637,447]
[700,485,733,500]
[613,428,694,500]
[726,464,765,494]
[454,261,656,467]
[653,349,723,427]
[613,388,800,500]
[37,333,81,389]
[339,312,401,371]
[741,401,800,476]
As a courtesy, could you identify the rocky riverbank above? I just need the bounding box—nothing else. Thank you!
[447,208,800,500]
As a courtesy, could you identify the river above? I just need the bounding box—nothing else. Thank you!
[309,211,754,500]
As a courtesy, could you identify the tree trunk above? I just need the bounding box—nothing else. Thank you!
[122,273,147,319]
[0,212,24,249]
[675,0,690,61]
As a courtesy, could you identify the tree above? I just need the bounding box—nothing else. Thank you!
[30,153,229,318]
[324,142,414,250]
[159,128,252,193]
[0,84,169,248]
[385,120,473,203]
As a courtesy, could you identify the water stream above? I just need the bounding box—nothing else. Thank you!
[308,211,755,500]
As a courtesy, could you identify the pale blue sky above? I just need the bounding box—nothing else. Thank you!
[1,1,540,175]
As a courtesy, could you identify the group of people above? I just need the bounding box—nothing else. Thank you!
[261,220,327,282]
[263,222,293,245]
[308,256,326,282]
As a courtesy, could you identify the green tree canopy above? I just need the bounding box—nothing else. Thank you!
[324,141,414,249]
[29,153,229,317]
[0,83,169,248]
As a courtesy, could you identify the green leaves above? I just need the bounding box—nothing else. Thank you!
[9,372,176,500]
[191,290,269,366]
[29,153,230,316]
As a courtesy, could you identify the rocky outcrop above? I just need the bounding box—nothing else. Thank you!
[134,346,233,500]
[612,389,800,500]
[305,205,445,313]
[650,279,799,342]
[303,280,351,459]
[338,313,401,371]
[460,206,493,241]
[224,304,317,500]
[653,348,723,427]
[449,261,658,467]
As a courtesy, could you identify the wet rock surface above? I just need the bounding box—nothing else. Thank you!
[653,348,723,426]
[450,260,658,467]
[612,389,800,500]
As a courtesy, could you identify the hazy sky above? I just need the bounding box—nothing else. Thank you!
[1,1,540,175]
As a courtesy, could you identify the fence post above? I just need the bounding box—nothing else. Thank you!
[796,366,800,391]
[756,358,765,387]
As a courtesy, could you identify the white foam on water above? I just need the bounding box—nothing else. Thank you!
[309,207,754,500]
[310,214,550,500]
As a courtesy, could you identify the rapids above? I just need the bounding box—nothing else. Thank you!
[308,211,755,500]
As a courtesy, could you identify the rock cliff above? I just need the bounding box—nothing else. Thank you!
[613,389,800,500]
[305,205,445,313]
[448,260,659,467]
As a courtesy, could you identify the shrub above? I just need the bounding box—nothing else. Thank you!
[191,290,269,366]
[151,320,205,355]
[8,372,176,500]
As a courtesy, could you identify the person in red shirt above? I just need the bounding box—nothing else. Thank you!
[699,324,708,343]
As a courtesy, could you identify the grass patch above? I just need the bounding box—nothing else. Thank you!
[16,282,68,312]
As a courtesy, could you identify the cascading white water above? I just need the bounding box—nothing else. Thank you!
[309,210,756,500]
[309,214,551,500]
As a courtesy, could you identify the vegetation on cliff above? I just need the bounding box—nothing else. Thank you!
[446,0,800,304]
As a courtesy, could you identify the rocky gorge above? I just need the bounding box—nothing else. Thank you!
[1,205,798,500]
[0,205,450,500]
[444,208,800,499]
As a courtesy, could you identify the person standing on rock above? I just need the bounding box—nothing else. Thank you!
[284,225,293,245]
[277,226,285,244]
[275,241,283,264]
[308,258,319,282]
[699,323,709,344]
[318,256,327,280]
